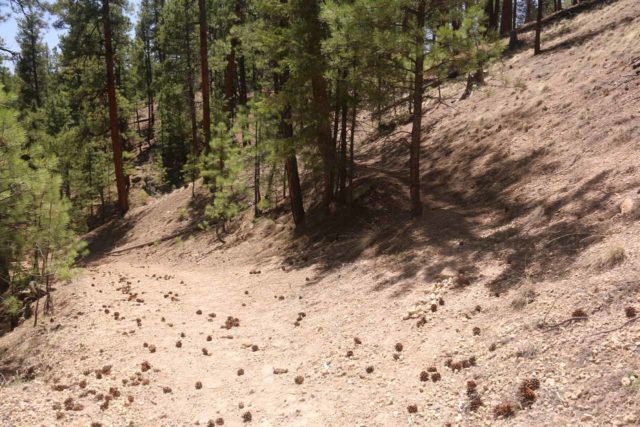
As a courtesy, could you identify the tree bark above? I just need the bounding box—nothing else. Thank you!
[485,0,498,31]
[347,89,357,206]
[224,42,236,120]
[103,0,129,215]
[534,0,544,55]
[525,0,535,22]
[500,0,513,37]
[410,0,425,218]
[198,0,211,149]
[300,0,335,213]
[338,72,348,202]
[274,70,305,226]
[184,1,199,157]
[508,0,519,48]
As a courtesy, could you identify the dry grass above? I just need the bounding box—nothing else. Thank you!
[594,246,626,270]
[511,286,537,310]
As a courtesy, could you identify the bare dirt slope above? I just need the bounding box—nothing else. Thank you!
[2,1,640,426]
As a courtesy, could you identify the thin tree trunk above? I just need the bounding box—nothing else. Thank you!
[493,0,501,30]
[535,0,544,55]
[332,78,341,157]
[410,0,425,218]
[29,23,41,108]
[103,0,129,215]
[347,89,357,206]
[254,119,261,216]
[338,73,348,202]
[198,0,211,150]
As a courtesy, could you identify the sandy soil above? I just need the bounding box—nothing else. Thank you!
[2,1,640,426]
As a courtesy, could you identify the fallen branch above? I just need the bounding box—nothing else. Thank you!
[539,316,588,332]
[588,317,640,337]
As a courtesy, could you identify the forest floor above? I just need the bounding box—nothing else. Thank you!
[2,1,640,426]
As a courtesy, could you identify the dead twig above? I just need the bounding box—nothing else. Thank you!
[539,316,588,332]
[588,317,640,338]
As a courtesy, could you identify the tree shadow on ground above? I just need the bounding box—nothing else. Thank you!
[542,15,635,55]
[275,107,636,298]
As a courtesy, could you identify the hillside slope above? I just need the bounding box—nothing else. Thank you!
[2,1,640,426]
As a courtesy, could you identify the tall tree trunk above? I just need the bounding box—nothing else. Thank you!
[493,0,501,30]
[236,0,248,108]
[300,0,335,213]
[285,153,305,226]
[224,44,236,120]
[534,0,544,55]
[332,78,341,157]
[509,0,519,48]
[145,44,154,143]
[198,0,211,149]
[103,0,129,215]
[485,0,498,31]
[274,70,305,225]
[525,0,535,22]
[338,72,348,202]
[184,1,199,157]
[29,24,41,108]
[410,0,425,218]
[254,120,261,216]
[238,55,248,107]
[500,0,513,37]
[347,89,357,206]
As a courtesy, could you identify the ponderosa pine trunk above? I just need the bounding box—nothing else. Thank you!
[274,71,305,226]
[254,120,261,216]
[300,0,335,213]
[224,43,236,120]
[525,0,535,22]
[338,74,348,202]
[535,0,544,55]
[198,0,211,150]
[494,0,501,30]
[485,0,498,31]
[183,0,198,157]
[410,0,425,218]
[509,0,519,49]
[347,89,357,206]
[103,0,129,215]
[500,0,513,37]
[238,55,248,107]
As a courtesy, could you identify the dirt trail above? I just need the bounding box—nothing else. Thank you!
[2,1,640,425]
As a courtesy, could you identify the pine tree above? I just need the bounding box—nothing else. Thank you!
[14,0,48,110]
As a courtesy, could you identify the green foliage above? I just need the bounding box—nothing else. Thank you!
[0,85,80,297]
[2,296,20,317]
[201,122,246,223]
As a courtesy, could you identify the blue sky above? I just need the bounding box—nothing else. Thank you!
[0,5,62,57]
[0,1,139,70]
